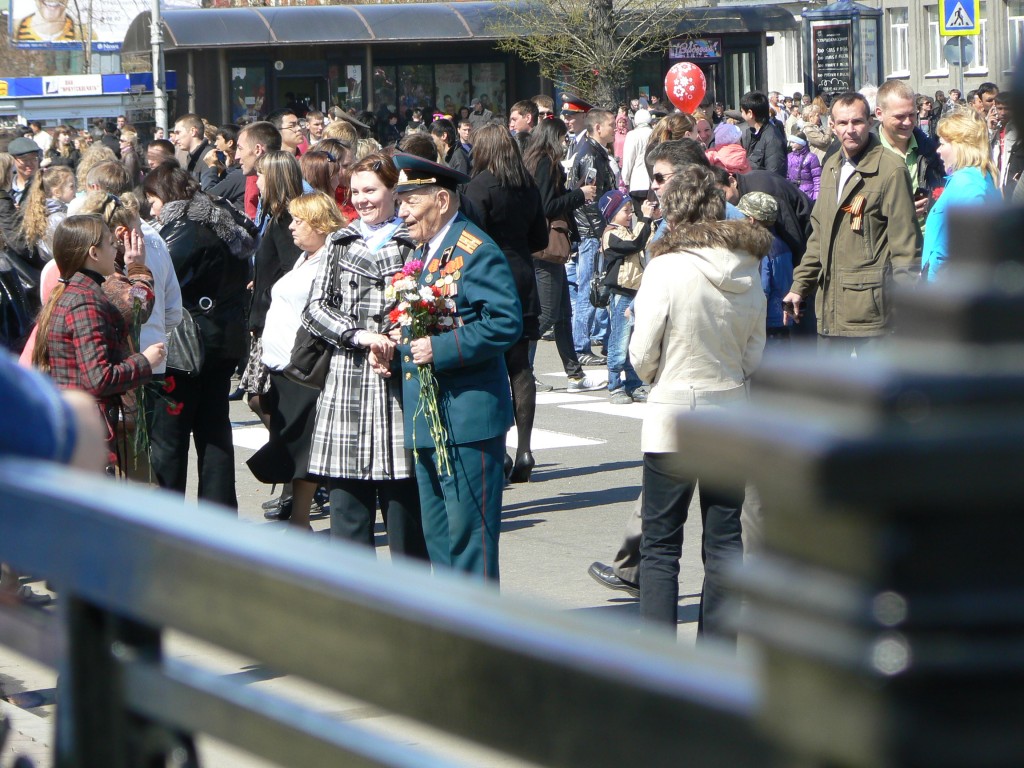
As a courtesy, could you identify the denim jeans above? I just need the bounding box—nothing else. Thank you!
[639,451,744,644]
[606,292,642,393]
[572,237,601,355]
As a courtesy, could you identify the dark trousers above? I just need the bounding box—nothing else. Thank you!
[150,358,237,511]
[329,477,428,562]
[639,452,744,643]
[533,260,583,379]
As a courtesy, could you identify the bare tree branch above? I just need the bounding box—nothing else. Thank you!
[489,0,694,107]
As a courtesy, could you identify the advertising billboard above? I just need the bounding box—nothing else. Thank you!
[8,0,195,52]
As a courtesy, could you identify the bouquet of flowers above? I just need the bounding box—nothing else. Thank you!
[385,259,458,475]
[127,283,179,470]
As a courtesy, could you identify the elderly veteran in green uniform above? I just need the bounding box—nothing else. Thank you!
[377,153,523,580]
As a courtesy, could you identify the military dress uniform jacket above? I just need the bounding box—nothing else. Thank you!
[396,214,522,449]
[790,133,921,338]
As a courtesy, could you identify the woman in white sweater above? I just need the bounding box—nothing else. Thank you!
[629,166,770,643]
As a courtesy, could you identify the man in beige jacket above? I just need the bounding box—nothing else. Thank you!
[783,92,920,355]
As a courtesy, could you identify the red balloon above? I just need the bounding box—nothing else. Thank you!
[664,62,707,114]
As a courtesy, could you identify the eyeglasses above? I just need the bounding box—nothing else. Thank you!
[282,123,301,132]
[651,172,676,185]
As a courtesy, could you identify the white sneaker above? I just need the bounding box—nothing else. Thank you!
[567,375,605,392]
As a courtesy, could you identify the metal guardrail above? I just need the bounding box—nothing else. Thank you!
[6,202,1024,767]
[0,458,770,768]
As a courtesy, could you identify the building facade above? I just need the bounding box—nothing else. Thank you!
[760,0,1022,98]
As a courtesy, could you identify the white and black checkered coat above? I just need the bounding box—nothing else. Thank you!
[301,223,417,479]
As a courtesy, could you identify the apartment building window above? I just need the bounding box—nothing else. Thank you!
[928,5,949,74]
[889,7,910,75]
[967,19,989,72]
[1009,1,1024,68]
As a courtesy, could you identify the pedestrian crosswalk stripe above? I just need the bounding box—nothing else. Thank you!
[232,423,604,452]
[506,428,603,450]
[559,401,649,420]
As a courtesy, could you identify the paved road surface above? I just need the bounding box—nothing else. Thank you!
[0,341,713,766]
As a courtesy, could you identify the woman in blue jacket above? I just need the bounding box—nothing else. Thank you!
[922,109,1000,281]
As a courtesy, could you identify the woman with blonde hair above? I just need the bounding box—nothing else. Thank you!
[19,165,76,261]
[73,145,117,200]
[801,104,831,161]
[119,127,143,187]
[922,109,1000,281]
[247,191,346,530]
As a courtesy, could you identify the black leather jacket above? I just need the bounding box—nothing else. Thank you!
[567,134,615,239]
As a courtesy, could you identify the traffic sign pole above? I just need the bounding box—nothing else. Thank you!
[959,37,965,106]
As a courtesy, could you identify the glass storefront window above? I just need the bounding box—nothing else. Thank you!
[471,62,506,114]
[399,64,434,115]
[231,65,267,123]
[336,64,363,112]
[435,64,470,116]
[373,65,397,113]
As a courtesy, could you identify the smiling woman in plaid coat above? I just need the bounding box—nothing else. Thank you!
[302,153,427,561]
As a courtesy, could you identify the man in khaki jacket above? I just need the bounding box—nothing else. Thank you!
[783,92,920,354]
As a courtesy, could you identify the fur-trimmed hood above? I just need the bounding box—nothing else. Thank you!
[159,192,256,258]
[651,219,772,294]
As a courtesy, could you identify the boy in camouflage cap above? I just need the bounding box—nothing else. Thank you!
[736,191,778,226]
[737,191,791,342]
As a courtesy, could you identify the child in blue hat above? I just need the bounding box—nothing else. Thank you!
[598,189,655,404]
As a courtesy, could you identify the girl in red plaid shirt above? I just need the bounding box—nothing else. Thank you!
[31,215,166,468]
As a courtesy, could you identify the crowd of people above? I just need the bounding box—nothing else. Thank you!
[0,78,1014,635]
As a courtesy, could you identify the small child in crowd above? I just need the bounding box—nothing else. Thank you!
[706,123,750,175]
[786,132,821,201]
[599,189,655,404]
[737,191,793,347]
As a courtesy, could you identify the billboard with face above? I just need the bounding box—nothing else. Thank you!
[8,0,195,52]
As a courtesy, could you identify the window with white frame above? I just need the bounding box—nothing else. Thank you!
[928,5,949,74]
[1009,0,1024,69]
[966,3,988,72]
[889,7,910,74]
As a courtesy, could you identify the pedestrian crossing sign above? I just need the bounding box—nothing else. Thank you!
[940,0,980,36]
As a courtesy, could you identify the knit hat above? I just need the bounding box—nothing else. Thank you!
[633,109,652,126]
[713,123,742,147]
[788,132,808,147]
[737,191,778,226]
[599,190,631,223]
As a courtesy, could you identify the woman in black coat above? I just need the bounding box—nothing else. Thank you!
[143,164,255,510]
[44,126,80,172]
[523,119,600,394]
[463,123,548,482]
[242,150,303,415]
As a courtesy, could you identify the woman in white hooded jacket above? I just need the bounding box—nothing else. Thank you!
[629,165,770,642]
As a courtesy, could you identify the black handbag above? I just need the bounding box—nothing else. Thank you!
[0,252,34,353]
[281,326,331,389]
[588,251,611,309]
[166,308,205,375]
[281,249,341,389]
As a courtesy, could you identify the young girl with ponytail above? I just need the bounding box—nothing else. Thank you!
[19,165,76,263]
[31,215,165,469]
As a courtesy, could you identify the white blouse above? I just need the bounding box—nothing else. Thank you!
[261,246,324,371]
